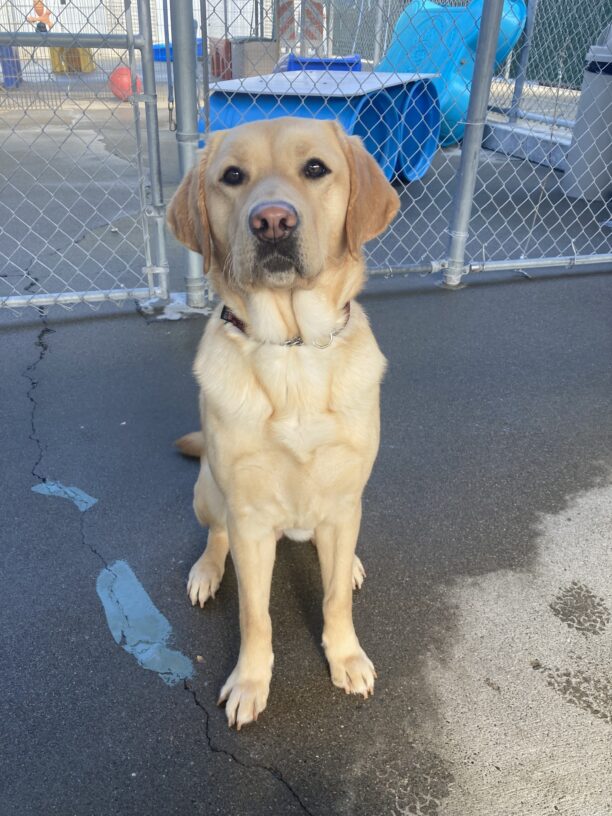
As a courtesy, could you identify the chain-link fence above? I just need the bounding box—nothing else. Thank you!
[170,0,611,290]
[2,0,611,312]
[0,0,168,311]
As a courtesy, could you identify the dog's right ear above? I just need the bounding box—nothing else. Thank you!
[167,150,211,269]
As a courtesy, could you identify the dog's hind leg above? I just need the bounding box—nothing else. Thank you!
[187,460,229,608]
[312,541,365,590]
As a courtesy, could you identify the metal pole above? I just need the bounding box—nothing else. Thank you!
[508,0,539,124]
[300,0,307,55]
[368,262,442,276]
[489,104,574,129]
[2,288,158,310]
[223,0,229,39]
[169,0,207,307]
[373,0,384,65]
[444,0,506,287]
[324,0,333,57]
[0,31,138,48]
[137,0,169,297]
[199,0,211,136]
[162,0,175,128]
[468,253,612,274]
[125,0,152,275]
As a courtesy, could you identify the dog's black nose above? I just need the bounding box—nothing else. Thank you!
[249,201,298,243]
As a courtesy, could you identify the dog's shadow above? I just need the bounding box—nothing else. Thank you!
[196,534,327,679]
[272,537,326,661]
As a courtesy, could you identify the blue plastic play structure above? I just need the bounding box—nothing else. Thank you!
[195,0,525,180]
[273,53,362,72]
[201,71,440,181]
[377,0,526,145]
[208,86,399,180]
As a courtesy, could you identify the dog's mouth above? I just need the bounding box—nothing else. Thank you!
[255,240,303,286]
[261,253,296,273]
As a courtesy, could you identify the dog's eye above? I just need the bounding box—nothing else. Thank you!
[303,159,329,179]
[221,166,245,186]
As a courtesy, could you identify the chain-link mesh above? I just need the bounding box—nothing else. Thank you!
[0,0,167,312]
[2,0,610,314]
[477,0,612,266]
[177,0,611,274]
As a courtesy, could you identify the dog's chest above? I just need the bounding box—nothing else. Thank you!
[257,350,346,461]
[270,412,338,464]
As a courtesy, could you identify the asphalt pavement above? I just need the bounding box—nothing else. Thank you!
[1,269,612,815]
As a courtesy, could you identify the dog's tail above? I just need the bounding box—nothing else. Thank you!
[175,431,205,458]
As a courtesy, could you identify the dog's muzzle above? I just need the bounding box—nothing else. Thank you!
[255,239,301,275]
[248,200,303,278]
[249,200,299,244]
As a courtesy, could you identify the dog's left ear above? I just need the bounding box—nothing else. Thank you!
[166,144,214,271]
[334,125,400,258]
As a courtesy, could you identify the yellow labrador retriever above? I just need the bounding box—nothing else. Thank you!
[167,117,399,729]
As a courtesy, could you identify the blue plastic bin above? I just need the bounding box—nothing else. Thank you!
[206,87,400,180]
[377,0,526,145]
[153,38,204,62]
[200,72,441,182]
[274,53,362,73]
[0,46,22,89]
[388,78,441,181]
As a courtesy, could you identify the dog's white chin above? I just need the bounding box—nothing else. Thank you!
[261,268,298,288]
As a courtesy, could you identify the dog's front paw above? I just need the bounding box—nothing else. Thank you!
[187,555,224,608]
[218,664,272,729]
[327,648,376,698]
[352,555,366,590]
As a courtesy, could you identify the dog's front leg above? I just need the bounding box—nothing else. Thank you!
[316,503,376,698]
[219,517,276,729]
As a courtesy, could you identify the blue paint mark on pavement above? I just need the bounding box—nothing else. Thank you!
[32,480,98,511]
[96,560,193,686]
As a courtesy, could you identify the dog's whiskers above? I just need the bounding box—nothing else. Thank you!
[222,250,236,285]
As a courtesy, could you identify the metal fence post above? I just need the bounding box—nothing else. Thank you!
[444,0,506,288]
[169,0,208,307]
[199,0,212,135]
[508,0,539,123]
[137,0,169,299]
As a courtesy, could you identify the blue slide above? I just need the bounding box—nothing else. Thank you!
[377,0,526,145]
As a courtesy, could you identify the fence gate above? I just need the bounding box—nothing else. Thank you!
[0,0,167,312]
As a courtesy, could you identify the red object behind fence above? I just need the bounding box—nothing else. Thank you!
[109,66,143,102]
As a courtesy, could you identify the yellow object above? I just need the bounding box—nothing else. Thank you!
[49,47,95,74]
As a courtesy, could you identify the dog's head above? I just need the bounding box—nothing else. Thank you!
[167,117,399,293]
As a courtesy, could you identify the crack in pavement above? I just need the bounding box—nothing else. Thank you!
[184,681,316,816]
[79,513,111,572]
[22,277,54,483]
[24,320,54,481]
[18,302,312,813]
